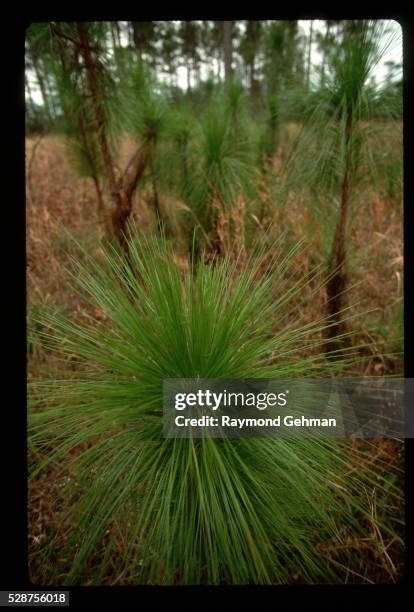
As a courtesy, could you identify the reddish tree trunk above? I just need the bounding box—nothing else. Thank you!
[76,22,154,253]
[325,115,353,355]
[111,133,154,248]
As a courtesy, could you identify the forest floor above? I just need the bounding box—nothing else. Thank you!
[26,135,405,585]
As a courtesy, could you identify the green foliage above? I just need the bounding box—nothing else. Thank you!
[29,233,402,585]
[46,23,119,179]
[287,21,401,192]
[224,78,246,124]
[183,97,256,237]
[264,21,304,96]
[152,102,195,198]
[283,20,402,268]
[109,58,166,139]
[257,94,283,159]
[27,299,61,359]
[59,114,105,179]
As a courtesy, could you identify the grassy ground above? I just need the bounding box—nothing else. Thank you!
[26,134,404,584]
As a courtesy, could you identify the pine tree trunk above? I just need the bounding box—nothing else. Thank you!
[325,115,353,355]
[25,73,39,131]
[110,24,118,51]
[249,61,255,93]
[73,23,155,253]
[193,58,200,86]
[114,22,122,47]
[29,48,53,123]
[91,175,109,231]
[216,49,220,79]
[320,22,330,87]
[76,23,133,251]
[149,156,164,234]
[131,22,143,60]
[76,23,118,193]
[223,21,233,82]
[187,62,191,91]
[306,20,313,89]
[112,133,154,249]
[76,112,110,233]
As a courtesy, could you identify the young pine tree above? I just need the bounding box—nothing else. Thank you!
[286,20,402,353]
[28,231,403,585]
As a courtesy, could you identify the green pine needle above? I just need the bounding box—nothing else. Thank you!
[28,231,403,585]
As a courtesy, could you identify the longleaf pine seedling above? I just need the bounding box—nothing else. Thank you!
[28,232,403,585]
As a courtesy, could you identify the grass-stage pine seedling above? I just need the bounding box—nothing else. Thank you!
[183,97,257,255]
[28,232,403,585]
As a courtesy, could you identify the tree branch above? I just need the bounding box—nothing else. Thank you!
[51,25,100,52]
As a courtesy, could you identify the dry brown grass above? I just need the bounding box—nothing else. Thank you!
[26,136,100,306]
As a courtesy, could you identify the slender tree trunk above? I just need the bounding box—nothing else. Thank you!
[76,23,130,250]
[45,72,58,118]
[149,156,164,234]
[91,175,108,229]
[131,22,143,60]
[114,22,122,47]
[25,73,39,130]
[223,21,233,82]
[186,62,191,91]
[320,22,330,87]
[128,22,134,47]
[193,58,200,86]
[29,49,53,123]
[76,24,119,195]
[76,112,110,233]
[325,115,353,355]
[110,23,118,51]
[181,140,188,185]
[306,20,313,89]
[250,61,260,97]
[285,21,297,83]
[116,132,156,245]
[75,22,155,252]
[249,62,254,92]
